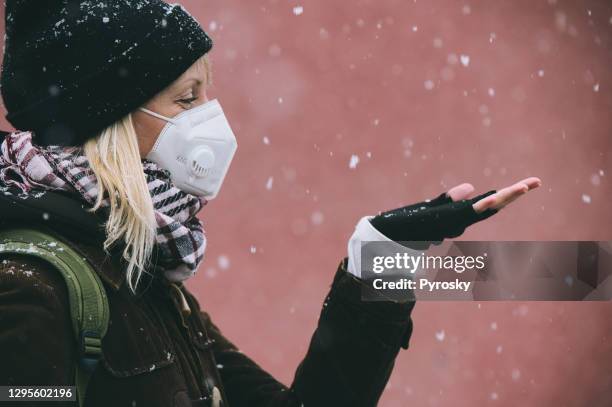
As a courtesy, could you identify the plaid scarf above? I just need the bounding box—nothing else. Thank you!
[0,131,207,283]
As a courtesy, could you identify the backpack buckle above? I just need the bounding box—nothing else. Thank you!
[79,330,102,372]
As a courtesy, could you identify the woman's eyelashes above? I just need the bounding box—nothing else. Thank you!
[177,96,198,106]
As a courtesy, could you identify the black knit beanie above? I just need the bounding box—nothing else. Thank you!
[0,0,213,146]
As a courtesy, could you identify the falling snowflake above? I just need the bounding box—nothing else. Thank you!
[262,136,270,145]
[217,255,230,270]
[513,304,529,316]
[265,176,274,190]
[293,6,303,16]
[102,16,110,23]
[268,44,282,57]
[402,137,414,158]
[348,154,360,169]
[311,211,324,225]
[460,54,470,67]
[49,85,60,96]
[424,80,435,90]
[581,194,592,204]
[435,330,445,342]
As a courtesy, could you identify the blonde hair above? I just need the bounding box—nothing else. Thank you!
[81,54,212,294]
[83,113,157,294]
[202,54,212,86]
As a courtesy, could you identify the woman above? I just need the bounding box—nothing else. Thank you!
[0,1,540,406]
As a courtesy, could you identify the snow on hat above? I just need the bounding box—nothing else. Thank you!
[0,0,213,146]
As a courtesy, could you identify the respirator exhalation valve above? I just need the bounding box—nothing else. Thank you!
[188,146,216,178]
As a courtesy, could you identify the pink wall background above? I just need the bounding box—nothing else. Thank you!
[2,1,612,405]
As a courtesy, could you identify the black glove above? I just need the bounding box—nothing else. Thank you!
[370,190,498,248]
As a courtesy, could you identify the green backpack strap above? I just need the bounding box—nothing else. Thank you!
[0,227,110,407]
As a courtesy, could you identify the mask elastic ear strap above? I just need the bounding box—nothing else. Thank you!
[138,107,176,124]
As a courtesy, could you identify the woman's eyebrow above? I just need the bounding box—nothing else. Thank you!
[181,78,203,87]
[172,78,202,95]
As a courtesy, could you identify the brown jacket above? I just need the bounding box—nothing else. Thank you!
[0,190,415,407]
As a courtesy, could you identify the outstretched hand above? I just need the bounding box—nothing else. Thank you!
[447,177,541,213]
[370,177,542,246]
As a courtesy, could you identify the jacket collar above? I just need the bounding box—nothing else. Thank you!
[57,226,127,291]
[0,188,126,291]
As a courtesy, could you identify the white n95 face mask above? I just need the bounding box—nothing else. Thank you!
[139,99,237,199]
